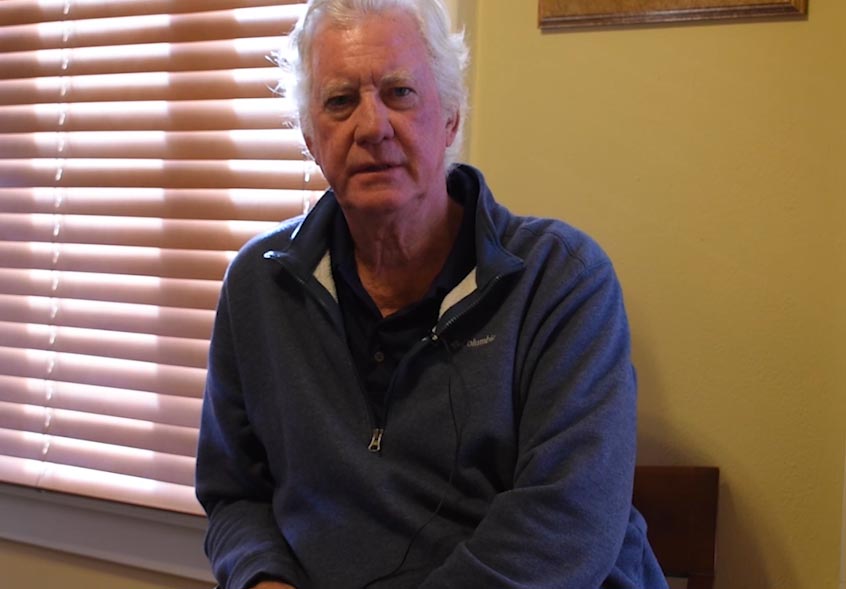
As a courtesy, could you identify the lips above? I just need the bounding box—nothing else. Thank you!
[350,162,399,175]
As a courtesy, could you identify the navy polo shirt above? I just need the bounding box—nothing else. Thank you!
[329,188,476,426]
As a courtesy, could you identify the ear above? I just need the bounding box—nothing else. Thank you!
[304,134,319,165]
[444,110,460,148]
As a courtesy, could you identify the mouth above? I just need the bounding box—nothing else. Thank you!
[352,163,397,175]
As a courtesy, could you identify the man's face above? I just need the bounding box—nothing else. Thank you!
[304,10,459,216]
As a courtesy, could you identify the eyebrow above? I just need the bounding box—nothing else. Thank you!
[317,80,354,102]
[317,70,417,101]
[380,70,415,87]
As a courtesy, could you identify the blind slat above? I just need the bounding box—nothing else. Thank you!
[36,461,201,514]
[0,402,198,458]
[0,454,41,487]
[0,99,295,133]
[0,429,45,464]
[0,321,209,369]
[0,213,277,250]
[0,37,282,80]
[0,131,309,162]
[0,242,234,281]
[0,0,301,27]
[0,5,301,52]
[0,295,214,340]
[0,269,221,310]
[0,347,207,399]
[0,67,281,106]
[0,375,202,429]
[0,186,311,222]
[0,403,45,435]
[36,435,195,487]
[0,161,321,191]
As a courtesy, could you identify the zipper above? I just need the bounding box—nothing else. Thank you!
[364,270,513,450]
[433,271,512,339]
[266,252,382,451]
[370,333,436,453]
[368,428,384,453]
[267,250,518,454]
[368,269,517,452]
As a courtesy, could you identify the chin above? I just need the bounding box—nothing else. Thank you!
[337,181,421,214]
[341,191,415,215]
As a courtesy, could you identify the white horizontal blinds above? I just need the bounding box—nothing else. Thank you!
[0,0,324,514]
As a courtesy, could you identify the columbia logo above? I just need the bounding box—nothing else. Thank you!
[465,334,496,348]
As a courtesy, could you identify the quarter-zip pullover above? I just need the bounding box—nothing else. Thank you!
[196,165,667,589]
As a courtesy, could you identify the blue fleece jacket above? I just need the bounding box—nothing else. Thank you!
[196,165,667,589]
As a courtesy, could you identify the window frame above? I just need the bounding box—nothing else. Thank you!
[0,481,212,582]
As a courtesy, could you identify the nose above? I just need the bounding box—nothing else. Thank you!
[353,93,393,145]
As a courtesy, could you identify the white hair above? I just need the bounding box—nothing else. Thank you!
[277,0,470,170]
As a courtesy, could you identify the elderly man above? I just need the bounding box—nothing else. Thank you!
[196,1,666,588]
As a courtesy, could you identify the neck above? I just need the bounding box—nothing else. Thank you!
[343,194,463,317]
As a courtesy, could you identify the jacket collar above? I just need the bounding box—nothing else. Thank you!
[265,164,524,298]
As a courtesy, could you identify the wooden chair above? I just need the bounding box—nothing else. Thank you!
[633,466,720,589]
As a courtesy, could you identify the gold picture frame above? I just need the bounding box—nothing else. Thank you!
[539,0,808,30]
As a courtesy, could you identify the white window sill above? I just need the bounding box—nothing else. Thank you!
[0,482,214,583]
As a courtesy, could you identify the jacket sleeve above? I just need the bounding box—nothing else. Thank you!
[196,280,306,589]
[420,260,640,588]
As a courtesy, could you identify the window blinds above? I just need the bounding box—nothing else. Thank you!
[0,0,324,515]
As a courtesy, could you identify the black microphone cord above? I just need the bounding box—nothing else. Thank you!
[361,335,464,588]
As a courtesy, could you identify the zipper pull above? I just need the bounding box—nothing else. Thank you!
[368,428,384,453]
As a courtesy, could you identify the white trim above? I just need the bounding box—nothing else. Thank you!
[0,483,214,583]
[439,268,477,319]
[313,251,337,302]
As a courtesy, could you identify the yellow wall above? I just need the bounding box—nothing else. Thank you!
[0,538,210,589]
[467,2,845,588]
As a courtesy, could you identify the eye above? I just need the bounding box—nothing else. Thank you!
[385,86,417,107]
[392,87,413,98]
[325,94,355,111]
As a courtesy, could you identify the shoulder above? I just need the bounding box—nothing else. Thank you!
[501,211,613,278]
[464,164,612,278]
[224,214,306,280]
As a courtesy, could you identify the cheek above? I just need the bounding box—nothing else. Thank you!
[310,137,337,168]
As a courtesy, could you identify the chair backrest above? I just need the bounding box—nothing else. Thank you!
[632,466,720,589]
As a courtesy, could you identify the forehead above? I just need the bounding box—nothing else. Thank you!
[309,10,433,87]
